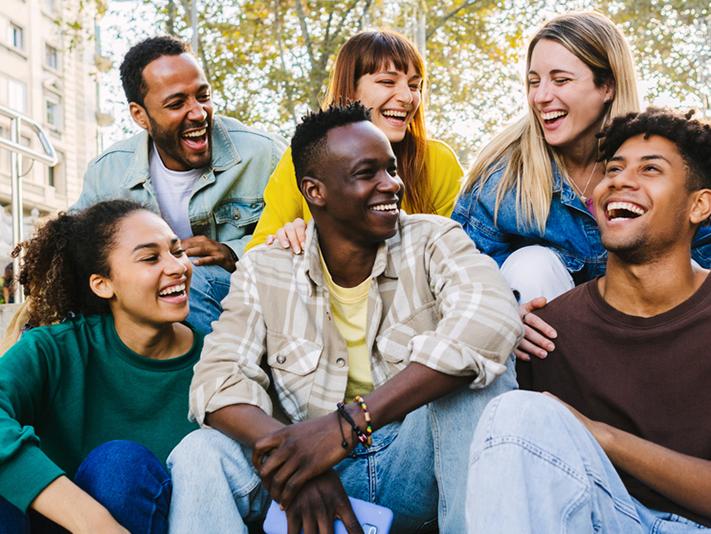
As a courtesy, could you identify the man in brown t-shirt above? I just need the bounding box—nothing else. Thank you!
[466,108,711,533]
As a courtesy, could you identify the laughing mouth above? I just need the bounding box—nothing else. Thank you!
[370,202,399,213]
[381,110,408,123]
[606,201,646,221]
[541,110,567,123]
[159,282,187,297]
[181,124,209,147]
[183,127,207,138]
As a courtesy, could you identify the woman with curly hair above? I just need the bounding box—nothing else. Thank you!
[246,29,463,252]
[0,200,201,533]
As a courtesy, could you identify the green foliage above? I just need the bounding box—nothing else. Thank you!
[100,0,709,166]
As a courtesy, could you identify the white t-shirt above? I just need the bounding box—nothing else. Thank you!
[149,144,203,240]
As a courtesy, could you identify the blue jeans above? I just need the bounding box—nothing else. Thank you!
[186,264,231,335]
[167,362,517,534]
[0,441,171,534]
[466,390,710,533]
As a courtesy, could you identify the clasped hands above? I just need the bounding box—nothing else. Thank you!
[252,410,364,534]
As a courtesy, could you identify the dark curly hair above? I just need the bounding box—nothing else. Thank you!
[13,200,146,326]
[599,108,711,190]
[119,35,190,106]
[291,102,372,186]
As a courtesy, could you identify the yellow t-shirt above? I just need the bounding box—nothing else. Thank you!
[246,139,463,251]
[319,252,373,402]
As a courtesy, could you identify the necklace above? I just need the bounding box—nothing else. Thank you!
[567,161,598,203]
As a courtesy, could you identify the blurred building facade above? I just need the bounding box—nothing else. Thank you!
[0,0,105,266]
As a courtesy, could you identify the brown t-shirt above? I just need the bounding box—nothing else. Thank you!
[517,276,711,527]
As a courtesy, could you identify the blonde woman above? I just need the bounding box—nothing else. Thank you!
[246,30,463,252]
[453,12,711,357]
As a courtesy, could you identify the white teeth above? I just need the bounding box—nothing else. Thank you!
[183,128,207,138]
[606,201,645,216]
[382,110,407,119]
[542,111,567,121]
[159,283,186,296]
[371,203,398,211]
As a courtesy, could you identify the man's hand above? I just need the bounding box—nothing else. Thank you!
[514,297,557,361]
[542,392,613,449]
[182,235,237,272]
[253,412,353,508]
[284,470,364,534]
[265,218,307,254]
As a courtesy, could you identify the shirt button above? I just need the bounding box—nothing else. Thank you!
[336,357,346,368]
[276,355,286,364]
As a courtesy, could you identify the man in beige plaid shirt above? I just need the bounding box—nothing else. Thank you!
[168,103,523,534]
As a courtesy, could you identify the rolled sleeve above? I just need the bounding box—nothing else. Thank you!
[407,224,523,388]
[189,257,273,425]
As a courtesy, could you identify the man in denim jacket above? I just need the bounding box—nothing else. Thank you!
[75,36,285,334]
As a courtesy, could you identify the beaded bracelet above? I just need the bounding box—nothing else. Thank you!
[354,395,373,447]
[336,402,369,447]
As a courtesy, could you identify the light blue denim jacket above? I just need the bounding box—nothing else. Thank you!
[452,160,711,283]
[74,115,287,257]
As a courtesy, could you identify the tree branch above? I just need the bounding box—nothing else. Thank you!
[426,0,477,40]
[294,0,316,68]
[273,0,299,125]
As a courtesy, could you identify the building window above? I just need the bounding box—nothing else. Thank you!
[45,95,62,129]
[0,126,7,174]
[7,79,27,113]
[45,44,59,70]
[47,152,64,192]
[8,24,24,50]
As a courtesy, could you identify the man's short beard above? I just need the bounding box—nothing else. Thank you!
[146,111,211,170]
[603,233,676,267]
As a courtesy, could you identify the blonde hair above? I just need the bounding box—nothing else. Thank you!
[324,30,433,214]
[462,11,640,233]
[0,300,32,355]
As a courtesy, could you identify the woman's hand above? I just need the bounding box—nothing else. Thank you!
[31,476,130,534]
[266,218,307,254]
[514,297,557,361]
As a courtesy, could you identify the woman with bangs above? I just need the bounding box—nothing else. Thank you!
[246,29,463,252]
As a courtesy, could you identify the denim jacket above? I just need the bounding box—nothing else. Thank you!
[74,115,287,257]
[452,160,711,283]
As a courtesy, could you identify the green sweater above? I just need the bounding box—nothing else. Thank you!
[0,314,202,512]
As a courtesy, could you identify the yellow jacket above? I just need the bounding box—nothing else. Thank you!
[246,139,463,251]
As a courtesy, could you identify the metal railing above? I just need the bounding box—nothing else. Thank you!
[0,105,58,303]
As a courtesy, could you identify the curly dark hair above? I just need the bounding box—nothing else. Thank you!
[13,200,146,326]
[119,35,190,106]
[599,108,711,190]
[291,102,372,186]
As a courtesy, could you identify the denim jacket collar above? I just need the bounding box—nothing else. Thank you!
[123,116,242,189]
[551,159,589,212]
[300,217,401,295]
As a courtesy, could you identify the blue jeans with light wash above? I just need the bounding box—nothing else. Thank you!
[466,390,711,533]
[167,361,517,534]
[186,264,231,335]
[0,441,171,534]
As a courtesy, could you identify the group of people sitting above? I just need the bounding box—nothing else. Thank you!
[0,9,709,534]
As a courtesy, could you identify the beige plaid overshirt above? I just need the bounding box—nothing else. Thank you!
[189,213,523,425]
